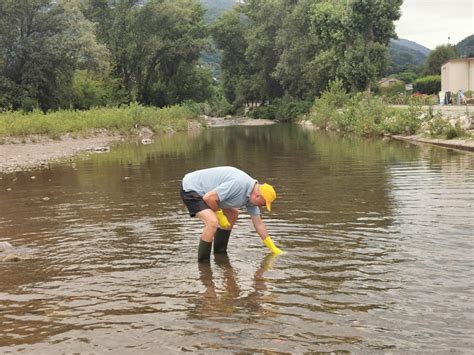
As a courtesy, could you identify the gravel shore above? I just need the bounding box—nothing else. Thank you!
[0,135,120,174]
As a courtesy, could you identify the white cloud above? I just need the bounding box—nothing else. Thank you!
[395,0,474,49]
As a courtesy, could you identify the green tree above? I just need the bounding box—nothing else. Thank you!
[0,0,109,111]
[134,0,210,106]
[340,0,402,91]
[306,0,402,93]
[241,0,285,101]
[211,9,251,105]
[81,0,113,45]
[84,0,211,106]
[423,44,458,75]
[393,68,419,83]
[274,0,319,98]
[307,1,349,94]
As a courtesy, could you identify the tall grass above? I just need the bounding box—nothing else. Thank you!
[0,103,198,138]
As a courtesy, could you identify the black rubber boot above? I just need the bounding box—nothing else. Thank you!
[198,239,212,262]
[213,228,231,254]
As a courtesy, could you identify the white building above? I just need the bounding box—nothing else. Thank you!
[441,58,474,93]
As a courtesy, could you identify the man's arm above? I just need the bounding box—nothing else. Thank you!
[202,190,219,211]
[251,214,269,240]
[251,215,283,254]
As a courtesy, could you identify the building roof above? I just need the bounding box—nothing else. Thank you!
[442,57,474,66]
[377,77,404,85]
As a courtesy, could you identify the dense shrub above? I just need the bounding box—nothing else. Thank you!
[427,114,450,136]
[413,75,441,94]
[379,82,406,96]
[307,79,350,129]
[273,97,313,121]
[308,84,422,136]
[247,97,313,121]
[335,93,386,135]
[205,90,233,117]
[382,93,437,105]
[70,70,128,110]
[382,105,422,135]
[428,117,466,139]
[248,105,276,120]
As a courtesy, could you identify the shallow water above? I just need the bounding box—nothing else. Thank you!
[1,125,473,353]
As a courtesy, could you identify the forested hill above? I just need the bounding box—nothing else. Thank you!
[456,35,474,57]
[392,38,430,56]
[200,0,240,24]
[387,39,430,73]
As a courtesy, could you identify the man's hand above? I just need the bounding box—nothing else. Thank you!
[216,209,231,229]
[263,236,283,255]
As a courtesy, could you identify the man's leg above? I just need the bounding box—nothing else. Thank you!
[196,209,218,262]
[214,208,239,254]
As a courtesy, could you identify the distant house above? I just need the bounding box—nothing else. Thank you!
[378,77,404,88]
[441,57,474,92]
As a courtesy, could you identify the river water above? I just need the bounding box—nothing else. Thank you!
[0,124,473,353]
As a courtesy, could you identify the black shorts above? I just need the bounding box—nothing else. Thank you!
[180,185,210,217]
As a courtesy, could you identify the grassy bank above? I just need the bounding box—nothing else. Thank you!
[304,80,472,140]
[0,103,199,140]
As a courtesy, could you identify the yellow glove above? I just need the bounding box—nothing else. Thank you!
[216,209,231,229]
[263,236,283,255]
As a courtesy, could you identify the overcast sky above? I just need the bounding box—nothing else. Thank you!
[395,0,474,49]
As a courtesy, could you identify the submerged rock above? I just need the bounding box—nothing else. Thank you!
[2,253,23,262]
[0,242,34,262]
[0,241,13,252]
[141,138,153,145]
[86,146,110,153]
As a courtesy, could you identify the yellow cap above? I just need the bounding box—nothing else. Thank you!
[260,183,276,211]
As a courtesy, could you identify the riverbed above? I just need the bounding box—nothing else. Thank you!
[1,124,473,353]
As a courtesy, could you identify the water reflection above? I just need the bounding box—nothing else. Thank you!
[191,254,277,320]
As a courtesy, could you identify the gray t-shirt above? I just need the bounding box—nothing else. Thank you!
[182,166,260,215]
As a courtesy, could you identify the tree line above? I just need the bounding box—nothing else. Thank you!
[0,0,404,113]
[0,0,211,111]
[213,0,402,107]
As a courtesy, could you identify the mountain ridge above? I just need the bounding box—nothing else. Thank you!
[391,38,431,56]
